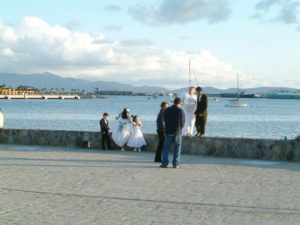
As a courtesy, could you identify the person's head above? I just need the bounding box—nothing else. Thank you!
[160,102,168,110]
[103,112,109,120]
[195,87,203,95]
[121,108,130,119]
[174,97,181,106]
[188,86,195,95]
[132,115,139,122]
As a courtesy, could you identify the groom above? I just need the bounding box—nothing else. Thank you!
[195,87,208,137]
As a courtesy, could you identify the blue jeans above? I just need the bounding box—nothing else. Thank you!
[162,134,182,167]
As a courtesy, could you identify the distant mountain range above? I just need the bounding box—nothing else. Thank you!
[0,72,298,94]
[0,72,168,93]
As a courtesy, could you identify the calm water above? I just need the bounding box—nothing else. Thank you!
[1,96,299,139]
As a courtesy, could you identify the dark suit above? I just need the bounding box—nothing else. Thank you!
[154,109,165,162]
[100,118,111,149]
[194,94,208,136]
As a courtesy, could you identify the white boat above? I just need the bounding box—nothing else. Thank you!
[225,74,248,107]
[225,100,248,107]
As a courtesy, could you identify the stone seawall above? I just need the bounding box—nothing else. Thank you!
[0,128,299,161]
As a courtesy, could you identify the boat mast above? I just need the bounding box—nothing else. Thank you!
[189,59,192,86]
[237,73,240,101]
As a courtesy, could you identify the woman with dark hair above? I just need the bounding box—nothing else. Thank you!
[112,108,131,151]
[121,108,129,120]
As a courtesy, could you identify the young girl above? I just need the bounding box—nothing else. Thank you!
[127,115,146,151]
[112,108,131,151]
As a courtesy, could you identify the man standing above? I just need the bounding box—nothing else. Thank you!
[100,112,112,149]
[194,87,208,137]
[161,98,185,169]
[154,102,168,162]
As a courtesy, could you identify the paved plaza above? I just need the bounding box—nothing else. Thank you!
[0,144,299,225]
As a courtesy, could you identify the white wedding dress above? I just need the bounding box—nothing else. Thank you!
[181,93,197,136]
[127,122,146,148]
[112,117,131,147]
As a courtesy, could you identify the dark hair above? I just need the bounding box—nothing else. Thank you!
[121,108,129,119]
[196,87,202,92]
[132,115,138,122]
[174,97,181,105]
[103,112,109,117]
[160,102,168,108]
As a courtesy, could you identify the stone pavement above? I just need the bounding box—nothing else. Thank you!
[0,144,299,225]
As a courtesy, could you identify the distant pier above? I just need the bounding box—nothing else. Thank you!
[0,95,80,100]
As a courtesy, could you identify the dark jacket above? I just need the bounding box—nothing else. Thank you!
[195,94,208,115]
[164,105,185,135]
[156,109,165,133]
[100,118,110,134]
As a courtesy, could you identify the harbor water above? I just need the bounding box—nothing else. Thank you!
[0,96,299,139]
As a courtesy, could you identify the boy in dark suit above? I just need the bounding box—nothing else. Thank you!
[194,87,208,137]
[100,112,112,149]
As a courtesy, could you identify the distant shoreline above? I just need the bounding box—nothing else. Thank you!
[0,94,80,100]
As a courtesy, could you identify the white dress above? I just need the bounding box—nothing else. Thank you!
[112,117,131,147]
[127,122,146,148]
[181,93,197,136]
[0,110,3,128]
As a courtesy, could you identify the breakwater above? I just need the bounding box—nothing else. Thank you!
[0,95,80,100]
[0,128,299,161]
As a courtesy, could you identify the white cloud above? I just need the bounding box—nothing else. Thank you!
[0,16,245,88]
[0,22,19,43]
[253,0,300,30]
[120,39,153,46]
[129,0,231,25]
[1,48,15,57]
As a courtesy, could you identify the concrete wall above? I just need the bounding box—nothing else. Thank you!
[0,128,299,161]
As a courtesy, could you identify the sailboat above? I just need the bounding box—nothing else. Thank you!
[225,74,248,107]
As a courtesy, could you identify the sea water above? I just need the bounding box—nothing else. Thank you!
[0,96,299,139]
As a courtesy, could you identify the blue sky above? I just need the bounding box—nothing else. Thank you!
[0,0,300,88]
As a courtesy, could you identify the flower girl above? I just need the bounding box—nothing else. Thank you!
[127,115,146,151]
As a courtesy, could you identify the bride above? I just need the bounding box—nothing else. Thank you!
[181,86,197,136]
[112,108,132,151]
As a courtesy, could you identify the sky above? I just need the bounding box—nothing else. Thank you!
[0,0,300,89]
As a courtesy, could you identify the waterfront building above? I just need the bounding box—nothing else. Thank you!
[0,85,40,95]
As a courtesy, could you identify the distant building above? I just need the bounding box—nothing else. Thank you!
[16,86,40,95]
[0,86,16,95]
[0,85,40,95]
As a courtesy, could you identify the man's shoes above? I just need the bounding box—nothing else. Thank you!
[173,165,180,169]
[160,164,167,168]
